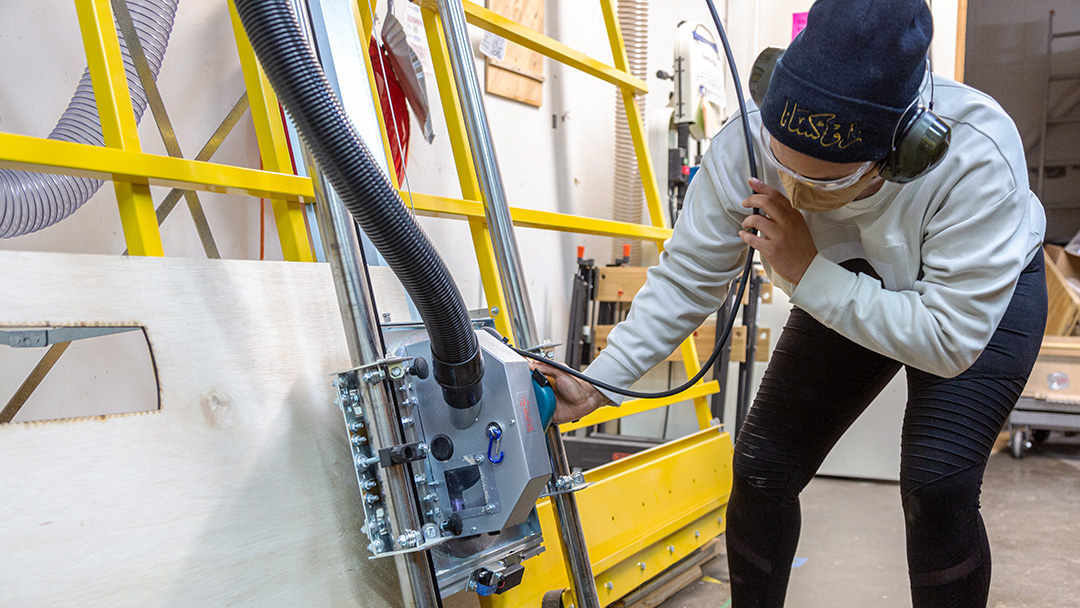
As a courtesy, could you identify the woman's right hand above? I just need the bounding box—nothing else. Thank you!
[529,360,612,424]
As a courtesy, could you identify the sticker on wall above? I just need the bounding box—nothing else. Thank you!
[792,12,809,41]
[480,31,507,61]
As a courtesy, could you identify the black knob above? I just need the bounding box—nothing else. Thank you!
[408,357,430,380]
[441,512,464,536]
[430,434,454,461]
[656,69,674,80]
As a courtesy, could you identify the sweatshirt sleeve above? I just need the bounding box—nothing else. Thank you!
[789,119,1041,378]
[584,122,753,404]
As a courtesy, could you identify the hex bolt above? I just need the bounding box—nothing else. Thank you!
[362,479,377,490]
[389,365,405,380]
[638,562,647,571]
[364,493,380,505]
[509,419,516,426]
[348,420,364,432]
[717,516,724,526]
[345,393,360,406]
[604,582,614,591]
[357,455,380,469]
[418,443,429,456]
[423,493,439,503]
[362,370,385,384]
[414,474,427,485]
[351,434,368,446]
[398,530,421,548]
[368,539,384,553]
[668,545,675,554]
[401,416,414,428]
[694,530,701,538]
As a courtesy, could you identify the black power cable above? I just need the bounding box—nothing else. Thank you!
[513,0,762,400]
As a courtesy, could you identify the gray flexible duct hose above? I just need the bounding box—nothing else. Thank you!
[232,0,485,410]
[612,0,648,266]
[0,0,179,238]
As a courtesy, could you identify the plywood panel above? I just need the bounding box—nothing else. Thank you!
[1044,246,1080,335]
[596,266,649,303]
[0,251,404,607]
[485,0,545,107]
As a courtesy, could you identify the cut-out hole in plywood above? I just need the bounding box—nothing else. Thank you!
[0,326,159,424]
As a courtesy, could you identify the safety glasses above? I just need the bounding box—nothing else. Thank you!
[759,123,878,191]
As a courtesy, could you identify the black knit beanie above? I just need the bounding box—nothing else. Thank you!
[759,0,933,163]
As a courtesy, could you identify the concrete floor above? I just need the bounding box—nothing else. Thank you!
[659,434,1080,608]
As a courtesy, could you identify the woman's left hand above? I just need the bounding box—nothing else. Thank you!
[738,177,818,285]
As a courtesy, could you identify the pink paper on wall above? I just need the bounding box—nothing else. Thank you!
[792,12,808,40]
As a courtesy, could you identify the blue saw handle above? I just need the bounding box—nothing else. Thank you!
[531,369,556,430]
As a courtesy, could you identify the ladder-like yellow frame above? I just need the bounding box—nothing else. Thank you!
[0,2,732,605]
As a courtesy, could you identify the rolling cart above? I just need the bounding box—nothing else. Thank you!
[1009,336,1080,458]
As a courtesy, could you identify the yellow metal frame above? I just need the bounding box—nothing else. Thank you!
[74,0,163,257]
[1,3,732,604]
[415,0,717,430]
[490,427,733,607]
[408,2,730,605]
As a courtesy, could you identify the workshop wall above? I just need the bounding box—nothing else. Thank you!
[965,0,1080,242]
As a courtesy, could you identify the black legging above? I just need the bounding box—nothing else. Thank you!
[726,253,1047,608]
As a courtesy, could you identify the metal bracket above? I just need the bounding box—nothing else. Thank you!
[0,327,141,348]
[538,472,591,499]
[379,442,429,468]
[522,340,562,359]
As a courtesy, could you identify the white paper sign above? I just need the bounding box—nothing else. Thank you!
[479,31,506,61]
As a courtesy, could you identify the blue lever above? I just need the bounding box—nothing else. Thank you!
[531,369,556,430]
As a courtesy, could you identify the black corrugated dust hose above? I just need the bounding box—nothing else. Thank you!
[232,0,483,409]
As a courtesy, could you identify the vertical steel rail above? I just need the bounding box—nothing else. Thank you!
[1037,10,1054,199]
[434,1,601,606]
[307,154,440,608]
[734,271,763,440]
[435,0,539,349]
[710,284,739,423]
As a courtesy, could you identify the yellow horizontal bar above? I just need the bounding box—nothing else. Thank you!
[484,427,733,607]
[596,506,726,604]
[0,133,314,202]
[406,191,672,243]
[456,1,648,95]
[559,381,720,433]
[2,132,677,247]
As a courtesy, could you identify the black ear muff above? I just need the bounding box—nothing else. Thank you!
[878,107,951,183]
[749,47,785,107]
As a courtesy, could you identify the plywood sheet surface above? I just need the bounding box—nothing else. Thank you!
[0,251,404,607]
[485,0,545,107]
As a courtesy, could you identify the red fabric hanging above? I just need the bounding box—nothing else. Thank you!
[369,36,410,179]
